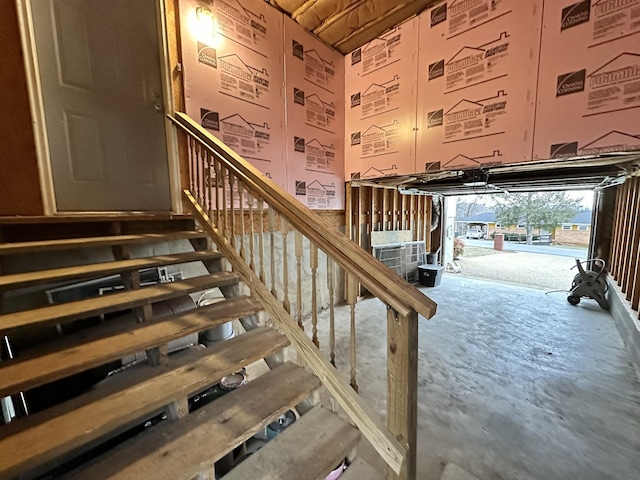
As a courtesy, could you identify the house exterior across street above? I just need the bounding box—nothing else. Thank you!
[456,211,592,246]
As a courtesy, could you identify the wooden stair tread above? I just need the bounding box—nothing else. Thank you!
[340,458,385,480]
[0,327,289,479]
[0,251,222,290]
[222,406,361,480]
[64,362,321,480]
[0,214,194,224]
[0,296,263,398]
[0,273,239,334]
[0,232,207,255]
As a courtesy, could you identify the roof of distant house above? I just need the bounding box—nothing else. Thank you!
[569,210,592,224]
[457,212,496,222]
[458,210,593,225]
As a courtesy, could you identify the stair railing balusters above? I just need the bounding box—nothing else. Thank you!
[196,143,203,206]
[213,157,221,227]
[198,145,205,212]
[238,182,246,261]
[172,111,437,479]
[268,207,277,299]
[248,193,256,273]
[204,150,211,216]
[220,164,229,241]
[188,136,195,193]
[310,242,319,348]
[258,199,266,283]
[327,256,336,367]
[295,230,303,331]
[281,219,290,315]
[346,273,358,393]
[229,175,236,249]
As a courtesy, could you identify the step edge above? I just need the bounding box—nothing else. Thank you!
[65,363,321,480]
[0,250,222,290]
[0,328,290,478]
[0,272,240,333]
[0,296,264,398]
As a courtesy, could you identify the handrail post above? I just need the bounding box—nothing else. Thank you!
[386,306,418,480]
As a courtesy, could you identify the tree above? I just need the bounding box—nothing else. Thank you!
[456,196,490,219]
[491,192,583,244]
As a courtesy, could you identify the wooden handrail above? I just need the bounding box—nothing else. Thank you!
[169,112,437,321]
[183,191,407,474]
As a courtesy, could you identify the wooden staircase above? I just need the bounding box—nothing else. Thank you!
[0,217,380,479]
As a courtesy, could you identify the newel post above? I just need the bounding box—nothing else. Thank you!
[386,306,418,480]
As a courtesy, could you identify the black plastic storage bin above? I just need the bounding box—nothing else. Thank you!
[425,252,438,265]
[418,264,444,287]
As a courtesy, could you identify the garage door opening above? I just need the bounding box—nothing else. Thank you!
[447,190,594,294]
[341,179,640,480]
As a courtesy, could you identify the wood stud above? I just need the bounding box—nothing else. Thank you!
[343,183,436,258]
[621,179,638,295]
[628,179,640,304]
[606,179,640,320]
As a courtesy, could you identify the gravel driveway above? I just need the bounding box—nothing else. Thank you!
[452,247,581,292]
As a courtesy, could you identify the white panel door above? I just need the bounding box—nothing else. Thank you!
[31,0,171,211]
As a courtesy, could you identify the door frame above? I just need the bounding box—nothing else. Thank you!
[15,0,181,215]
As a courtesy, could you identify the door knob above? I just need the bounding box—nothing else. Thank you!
[154,103,163,112]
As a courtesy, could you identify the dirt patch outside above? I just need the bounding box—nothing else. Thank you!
[453,247,579,292]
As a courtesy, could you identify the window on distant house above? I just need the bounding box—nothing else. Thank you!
[517,223,526,228]
[495,223,501,228]
[562,224,571,230]
[578,225,588,231]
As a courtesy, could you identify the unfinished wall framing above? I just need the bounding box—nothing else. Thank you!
[345,184,436,255]
[609,177,640,314]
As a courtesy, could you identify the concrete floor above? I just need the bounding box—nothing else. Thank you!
[310,274,640,480]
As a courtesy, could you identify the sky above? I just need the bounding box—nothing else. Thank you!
[458,189,595,210]
[566,190,594,209]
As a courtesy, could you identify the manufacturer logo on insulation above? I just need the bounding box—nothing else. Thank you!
[556,69,586,96]
[351,48,362,65]
[431,3,447,27]
[295,181,306,196]
[197,42,217,68]
[550,142,578,158]
[200,109,219,131]
[561,0,591,31]
[350,132,361,146]
[294,136,305,153]
[428,60,445,80]
[292,40,304,60]
[427,109,444,128]
[293,88,305,105]
[350,93,361,108]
